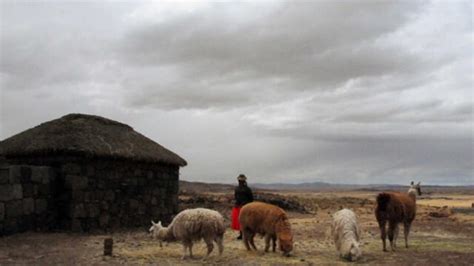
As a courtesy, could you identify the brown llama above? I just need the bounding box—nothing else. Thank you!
[239,201,293,256]
[375,181,422,252]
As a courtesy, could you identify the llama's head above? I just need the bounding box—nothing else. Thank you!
[149,220,164,247]
[348,241,362,261]
[279,233,293,257]
[276,218,293,256]
[409,181,422,196]
[341,240,361,261]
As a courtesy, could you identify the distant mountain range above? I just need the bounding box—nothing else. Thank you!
[180,180,474,193]
[252,182,401,191]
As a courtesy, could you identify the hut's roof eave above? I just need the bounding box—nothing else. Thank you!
[0,113,187,167]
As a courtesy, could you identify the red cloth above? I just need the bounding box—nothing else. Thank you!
[231,206,241,230]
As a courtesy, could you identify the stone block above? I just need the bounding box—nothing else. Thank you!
[0,184,23,201]
[0,168,9,184]
[37,166,54,184]
[84,192,92,202]
[138,205,146,215]
[143,194,151,202]
[18,214,33,232]
[21,167,32,183]
[31,166,51,184]
[126,187,137,196]
[71,219,83,232]
[150,207,160,218]
[171,182,179,194]
[72,204,86,218]
[100,201,109,211]
[87,178,97,188]
[8,166,22,183]
[65,175,88,190]
[109,204,119,214]
[71,190,85,201]
[134,169,143,177]
[151,197,158,205]
[33,185,40,197]
[38,184,50,196]
[97,180,106,189]
[94,191,104,201]
[4,218,18,235]
[35,199,48,214]
[6,200,23,218]
[22,184,34,197]
[23,198,35,215]
[147,171,154,179]
[104,191,115,201]
[0,203,4,221]
[143,187,152,195]
[0,185,10,201]
[129,178,138,186]
[129,199,139,209]
[86,219,98,231]
[86,165,95,176]
[87,204,100,218]
[62,163,81,175]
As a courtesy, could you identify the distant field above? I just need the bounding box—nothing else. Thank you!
[417,195,474,208]
[1,189,473,265]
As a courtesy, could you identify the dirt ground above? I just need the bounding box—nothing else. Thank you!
[1,191,473,265]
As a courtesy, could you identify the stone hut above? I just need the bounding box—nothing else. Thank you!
[0,114,186,235]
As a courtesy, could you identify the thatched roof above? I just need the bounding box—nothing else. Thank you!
[0,114,187,166]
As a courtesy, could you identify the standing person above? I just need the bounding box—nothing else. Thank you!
[231,174,254,240]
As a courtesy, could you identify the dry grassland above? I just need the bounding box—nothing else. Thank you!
[1,190,473,265]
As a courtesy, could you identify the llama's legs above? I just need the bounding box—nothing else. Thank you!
[249,232,258,250]
[388,222,397,251]
[379,220,388,252]
[264,234,271,252]
[181,242,189,260]
[204,238,214,257]
[243,229,252,251]
[393,224,399,248]
[272,235,277,252]
[215,235,224,255]
[188,242,194,258]
[404,222,411,248]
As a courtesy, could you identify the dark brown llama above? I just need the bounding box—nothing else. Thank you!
[375,181,422,252]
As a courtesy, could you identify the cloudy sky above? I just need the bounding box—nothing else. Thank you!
[0,1,472,185]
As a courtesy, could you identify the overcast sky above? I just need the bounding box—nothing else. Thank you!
[0,1,472,185]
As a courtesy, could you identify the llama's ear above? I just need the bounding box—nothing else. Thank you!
[158,221,162,227]
[151,220,156,225]
[417,181,421,185]
[410,181,414,185]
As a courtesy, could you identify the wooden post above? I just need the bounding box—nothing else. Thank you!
[104,238,113,256]
[471,203,474,208]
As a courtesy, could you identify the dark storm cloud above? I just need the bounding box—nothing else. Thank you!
[118,1,428,110]
[0,1,472,185]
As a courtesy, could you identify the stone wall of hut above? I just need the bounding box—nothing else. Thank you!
[0,165,57,236]
[0,157,179,235]
[58,159,179,232]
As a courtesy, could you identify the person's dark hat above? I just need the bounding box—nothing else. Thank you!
[237,174,247,181]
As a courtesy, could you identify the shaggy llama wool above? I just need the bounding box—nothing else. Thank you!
[331,208,362,261]
[239,201,293,256]
[149,208,225,259]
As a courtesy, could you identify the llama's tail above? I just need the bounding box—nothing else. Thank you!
[376,193,391,212]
